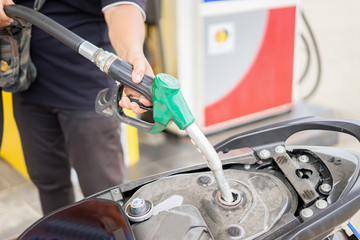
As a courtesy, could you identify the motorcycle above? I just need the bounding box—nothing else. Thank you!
[17,116,360,240]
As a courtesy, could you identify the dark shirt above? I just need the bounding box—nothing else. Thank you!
[14,0,146,109]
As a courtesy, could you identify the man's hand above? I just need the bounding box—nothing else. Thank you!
[0,0,14,28]
[118,49,154,114]
[104,4,154,114]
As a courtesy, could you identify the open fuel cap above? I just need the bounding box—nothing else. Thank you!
[125,198,154,222]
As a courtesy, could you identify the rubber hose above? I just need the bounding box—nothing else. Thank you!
[4,4,84,52]
[301,10,322,100]
[298,33,311,84]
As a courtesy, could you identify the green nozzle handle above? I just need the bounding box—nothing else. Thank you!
[151,74,195,134]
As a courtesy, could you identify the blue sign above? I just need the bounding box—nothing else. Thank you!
[204,0,228,2]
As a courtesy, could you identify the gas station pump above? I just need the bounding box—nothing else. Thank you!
[148,0,299,134]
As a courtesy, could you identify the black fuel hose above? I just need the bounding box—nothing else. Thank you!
[4,4,84,52]
[4,3,155,131]
[4,4,154,103]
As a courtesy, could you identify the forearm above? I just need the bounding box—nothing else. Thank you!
[104,4,146,62]
[104,3,154,113]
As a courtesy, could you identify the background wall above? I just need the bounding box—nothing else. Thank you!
[301,0,360,120]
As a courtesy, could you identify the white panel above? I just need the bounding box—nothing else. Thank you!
[201,0,299,16]
[176,0,204,126]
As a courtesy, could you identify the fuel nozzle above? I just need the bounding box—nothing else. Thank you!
[151,74,234,203]
[79,41,233,202]
[186,124,234,203]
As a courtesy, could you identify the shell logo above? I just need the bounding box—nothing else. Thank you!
[215,29,228,43]
[1,60,9,72]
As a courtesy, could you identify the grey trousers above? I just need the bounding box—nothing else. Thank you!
[12,95,124,215]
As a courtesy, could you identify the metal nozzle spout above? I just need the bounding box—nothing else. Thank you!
[185,123,234,203]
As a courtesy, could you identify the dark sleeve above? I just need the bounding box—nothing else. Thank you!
[101,0,147,11]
